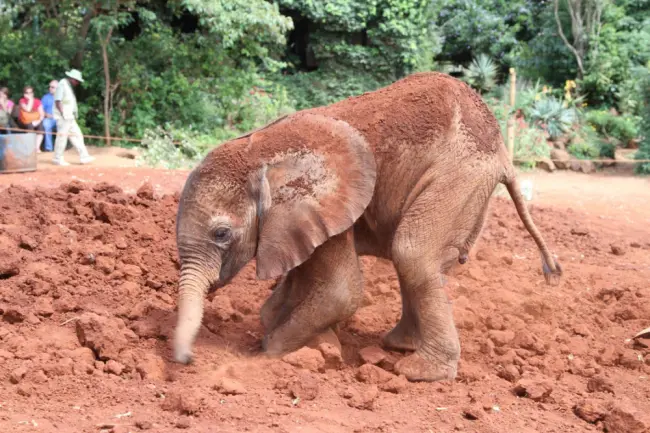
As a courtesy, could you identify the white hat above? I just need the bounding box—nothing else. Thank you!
[65,69,84,83]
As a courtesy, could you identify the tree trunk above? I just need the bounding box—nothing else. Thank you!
[71,8,96,69]
[100,28,114,147]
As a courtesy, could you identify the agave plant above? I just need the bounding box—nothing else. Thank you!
[462,54,498,94]
[529,96,577,140]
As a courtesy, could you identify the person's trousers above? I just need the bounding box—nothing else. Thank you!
[53,118,90,161]
[43,118,56,151]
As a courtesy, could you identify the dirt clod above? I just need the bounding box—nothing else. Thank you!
[282,347,325,372]
[358,346,388,365]
[574,399,608,424]
[513,377,553,402]
[214,377,246,395]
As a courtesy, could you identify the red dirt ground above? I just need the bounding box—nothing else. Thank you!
[1,164,650,433]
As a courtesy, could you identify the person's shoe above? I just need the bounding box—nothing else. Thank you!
[80,155,95,164]
[52,159,70,166]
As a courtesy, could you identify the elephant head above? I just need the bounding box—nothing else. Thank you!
[173,112,377,364]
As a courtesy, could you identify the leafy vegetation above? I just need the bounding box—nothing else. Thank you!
[0,0,647,172]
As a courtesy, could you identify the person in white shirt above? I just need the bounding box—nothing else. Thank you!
[52,69,95,166]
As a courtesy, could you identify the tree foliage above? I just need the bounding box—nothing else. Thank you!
[0,0,647,173]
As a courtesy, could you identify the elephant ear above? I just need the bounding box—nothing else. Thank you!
[251,113,376,280]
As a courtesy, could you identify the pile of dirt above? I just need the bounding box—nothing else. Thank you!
[1,180,650,433]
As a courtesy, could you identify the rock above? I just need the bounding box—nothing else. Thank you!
[512,331,546,355]
[136,182,155,200]
[497,364,521,383]
[75,313,130,361]
[356,363,394,384]
[282,347,325,372]
[130,321,161,339]
[599,157,616,168]
[19,235,38,251]
[29,370,49,384]
[569,159,595,173]
[571,227,590,236]
[121,264,143,278]
[135,420,153,430]
[95,256,116,274]
[610,243,626,256]
[92,201,136,224]
[573,324,591,337]
[462,404,484,421]
[574,399,608,424]
[587,376,615,394]
[53,293,80,312]
[379,354,398,372]
[537,158,556,172]
[513,377,553,402]
[105,360,125,375]
[34,298,54,317]
[26,312,40,324]
[0,259,20,279]
[359,346,388,365]
[487,330,515,347]
[214,377,246,395]
[317,343,343,370]
[3,307,26,324]
[551,149,571,169]
[287,372,319,401]
[211,295,236,322]
[175,416,191,429]
[145,279,163,290]
[136,353,166,381]
[379,374,408,394]
[345,385,379,410]
[306,328,342,354]
[618,350,642,370]
[605,401,650,433]
[10,366,28,384]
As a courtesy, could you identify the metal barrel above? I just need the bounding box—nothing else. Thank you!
[0,133,38,174]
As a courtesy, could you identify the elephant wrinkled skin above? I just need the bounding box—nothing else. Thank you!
[172,72,562,382]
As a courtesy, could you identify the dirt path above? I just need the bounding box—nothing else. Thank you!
[1,153,650,433]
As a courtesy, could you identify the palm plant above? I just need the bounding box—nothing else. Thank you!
[529,96,577,140]
[461,54,498,94]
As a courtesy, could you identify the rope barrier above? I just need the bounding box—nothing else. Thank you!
[0,126,181,145]
[2,126,649,163]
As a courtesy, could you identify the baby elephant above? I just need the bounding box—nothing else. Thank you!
[173,72,562,382]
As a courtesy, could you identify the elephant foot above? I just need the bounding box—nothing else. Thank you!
[394,353,457,382]
[382,323,418,352]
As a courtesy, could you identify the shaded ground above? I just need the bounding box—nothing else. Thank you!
[1,156,650,433]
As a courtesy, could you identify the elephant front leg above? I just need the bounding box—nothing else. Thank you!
[261,229,364,356]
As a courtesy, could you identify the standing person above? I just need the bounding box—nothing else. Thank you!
[41,80,58,152]
[17,86,46,152]
[53,69,94,166]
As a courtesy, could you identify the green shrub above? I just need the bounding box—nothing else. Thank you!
[513,121,551,169]
[585,110,640,144]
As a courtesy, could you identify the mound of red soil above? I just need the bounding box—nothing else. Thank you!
[1,181,650,432]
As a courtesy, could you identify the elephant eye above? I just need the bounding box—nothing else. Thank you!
[214,227,231,242]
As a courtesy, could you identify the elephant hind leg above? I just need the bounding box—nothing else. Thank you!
[387,177,492,381]
[261,228,364,356]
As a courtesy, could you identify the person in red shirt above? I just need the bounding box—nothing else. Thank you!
[17,86,46,152]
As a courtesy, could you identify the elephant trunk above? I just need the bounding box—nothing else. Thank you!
[173,262,220,364]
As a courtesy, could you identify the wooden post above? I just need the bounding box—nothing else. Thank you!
[506,68,517,161]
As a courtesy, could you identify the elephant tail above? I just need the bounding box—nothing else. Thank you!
[502,175,562,286]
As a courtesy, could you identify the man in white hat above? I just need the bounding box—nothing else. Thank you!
[52,69,95,166]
